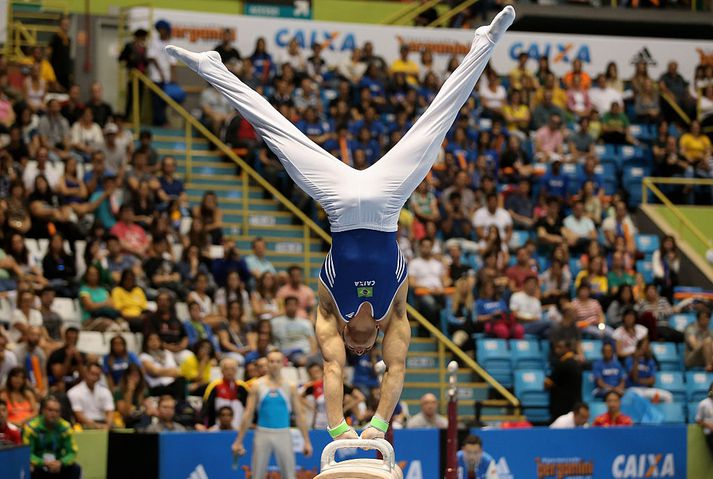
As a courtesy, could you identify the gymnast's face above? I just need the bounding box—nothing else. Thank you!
[343,321,379,356]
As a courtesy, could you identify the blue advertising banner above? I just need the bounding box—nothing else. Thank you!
[0,445,31,479]
[472,425,687,479]
[159,428,438,479]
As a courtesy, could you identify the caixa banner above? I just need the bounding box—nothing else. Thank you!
[472,425,686,479]
[159,429,439,479]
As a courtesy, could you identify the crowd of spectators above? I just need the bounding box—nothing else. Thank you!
[0,11,713,476]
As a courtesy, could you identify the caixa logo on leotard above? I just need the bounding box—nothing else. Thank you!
[354,281,376,299]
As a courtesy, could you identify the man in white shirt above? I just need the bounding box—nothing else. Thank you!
[550,402,590,428]
[589,74,623,115]
[562,200,597,252]
[147,19,176,126]
[67,363,115,429]
[472,192,513,243]
[696,383,713,455]
[602,200,638,253]
[200,83,233,135]
[409,238,449,324]
[406,393,448,429]
[22,146,61,192]
[510,276,549,338]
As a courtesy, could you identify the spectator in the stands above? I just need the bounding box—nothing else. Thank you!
[139,332,185,399]
[456,434,498,479]
[592,343,626,399]
[410,180,440,226]
[545,339,582,421]
[511,275,549,338]
[214,28,241,67]
[147,290,191,363]
[472,192,512,244]
[589,73,623,115]
[613,309,648,361]
[87,82,112,128]
[409,238,448,325]
[252,271,281,321]
[625,338,673,403]
[13,327,48,395]
[100,123,129,177]
[549,307,584,363]
[659,61,695,119]
[695,382,713,456]
[566,75,591,119]
[10,288,44,344]
[0,367,39,426]
[79,264,120,332]
[446,276,477,350]
[540,259,571,306]
[70,108,104,161]
[193,191,224,245]
[479,71,507,120]
[200,83,233,135]
[600,102,636,145]
[271,296,317,367]
[390,44,419,86]
[61,84,83,125]
[574,255,608,299]
[407,392,448,429]
[536,196,565,255]
[276,265,315,319]
[111,269,148,331]
[602,200,637,253]
[105,235,138,284]
[571,282,611,339]
[245,237,276,282]
[0,398,22,444]
[214,270,250,321]
[144,236,183,297]
[157,156,185,205]
[147,20,175,126]
[187,273,222,327]
[23,395,81,478]
[57,156,87,207]
[103,335,141,392]
[684,309,712,371]
[67,362,114,430]
[532,87,565,130]
[144,395,186,432]
[478,280,520,340]
[182,339,216,396]
[24,63,47,113]
[563,200,597,253]
[113,363,148,429]
[652,235,680,301]
[202,358,249,430]
[211,241,250,289]
[535,113,565,161]
[563,59,591,90]
[41,234,76,298]
[217,300,255,363]
[23,147,60,192]
[506,247,536,293]
[46,327,85,390]
[183,301,217,350]
[592,390,632,427]
[635,284,684,343]
[0,336,18,387]
[37,99,71,162]
[550,402,590,429]
[110,205,149,258]
[177,244,211,290]
[607,284,636,328]
[634,78,660,124]
[49,15,72,90]
[679,120,711,166]
[607,251,636,297]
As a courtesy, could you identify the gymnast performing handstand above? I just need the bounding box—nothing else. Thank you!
[166,5,515,447]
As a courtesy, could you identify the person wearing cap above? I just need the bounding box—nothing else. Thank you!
[119,28,149,117]
[100,122,129,178]
[148,19,176,126]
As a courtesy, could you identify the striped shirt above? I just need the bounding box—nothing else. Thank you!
[571,298,603,327]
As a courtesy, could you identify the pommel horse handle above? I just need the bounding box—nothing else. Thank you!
[320,439,396,471]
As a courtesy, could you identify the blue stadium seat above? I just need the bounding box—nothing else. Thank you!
[509,230,530,250]
[685,372,713,403]
[514,369,550,422]
[510,340,544,370]
[669,313,696,332]
[688,402,700,424]
[636,260,654,284]
[476,339,512,386]
[539,339,551,359]
[636,235,660,254]
[650,342,681,371]
[655,372,687,403]
[588,401,608,420]
[582,372,595,399]
[569,258,583,278]
[654,403,685,424]
[581,340,603,363]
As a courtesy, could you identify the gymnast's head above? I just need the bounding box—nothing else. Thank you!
[342,306,379,356]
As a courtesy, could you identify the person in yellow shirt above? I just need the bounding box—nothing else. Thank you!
[509,52,535,91]
[391,45,420,86]
[532,73,567,109]
[679,120,712,163]
[111,269,148,330]
[20,46,59,90]
[575,256,609,298]
[503,89,531,135]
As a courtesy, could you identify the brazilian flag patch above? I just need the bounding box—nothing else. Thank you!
[357,286,373,298]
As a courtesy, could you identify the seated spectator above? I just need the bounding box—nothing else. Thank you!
[536,197,566,255]
[563,200,597,253]
[613,309,648,361]
[592,390,633,427]
[679,120,711,165]
[532,89,565,130]
[217,300,255,363]
[635,284,684,343]
[276,265,316,319]
[0,336,18,387]
[147,291,192,366]
[210,241,250,289]
[478,280,521,340]
[24,63,47,113]
[200,83,232,135]
[5,182,32,238]
[70,108,104,160]
[592,343,626,399]
[473,192,513,243]
[271,296,317,367]
[177,244,211,291]
[139,332,185,399]
[409,238,448,324]
[581,180,602,225]
[695,382,713,456]
[545,340,583,421]
[502,90,531,138]
[38,99,71,163]
[600,102,636,145]
[111,269,147,331]
[549,307,584,364]
[506,247,536,293]
[214,270,250,321]
[181,339,216,396]
[625,338,673,403]
[563,59,592,90]
[23,395,82,478]
[652,235,680,302]
[243,322,276,365]
[27,175,79,243]
[67,362,114,430]
[87,82,113,128]
[110,205,149,258]
[566,75,591,119]
[684,309,712,371]
[251,271,281,321]
[0,367,39,426]
[157,156,186,206]
[10,289,45,344]
[446,277,478,351]
[607,252,636,296]
[535,114,565,161]
[607,284,637,328]
[47,328,85,391]
[202,358,249,430]
[505,179,535,229]
[550,402,590,429]
[79,265,121,332]
[244,237,276,283]
[409,180,440,226]
[602,200,637,254]
[634,78,660,124]
[6,233,48,291]
[476,226,508,269]
[183,301,218,350]
[571,283,612,339]
[589,73,623,115]
[444,243,474,286]
[13,327,48,395]
[113,363,149,429]
[105,235,138,284]
[42,234,77,298]
[540,259,571,306]
[56,156,87,208]
[144,236,184,298]
[188,273,222,327]
[406,393,447,429]
[100,123,130,177]
[209,406,236,432]
[103,335,141,392]
[510,276,549,338]
[0,398,22,444]
[574,256,609,299]
[144,395,186,432]
[192,191,223,246]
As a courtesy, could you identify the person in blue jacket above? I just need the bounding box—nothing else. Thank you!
[457,434,498,479]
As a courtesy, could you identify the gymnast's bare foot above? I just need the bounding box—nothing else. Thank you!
[475,5,516,44]
[164,45,221,73]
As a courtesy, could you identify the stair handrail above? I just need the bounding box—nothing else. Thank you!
[382,0,442,25]
[130,68,519,409]
[427,0,479,28]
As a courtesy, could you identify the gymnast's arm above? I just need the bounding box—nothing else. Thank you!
[375,311,410,423]
[315,303,357,440]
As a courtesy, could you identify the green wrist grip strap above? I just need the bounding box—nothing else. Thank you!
[328,420,350,439]
[370,415,389,433]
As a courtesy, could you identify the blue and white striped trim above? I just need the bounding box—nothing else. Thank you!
[324,250,336,287]
[395,250,406,281]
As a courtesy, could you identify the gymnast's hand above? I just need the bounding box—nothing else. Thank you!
[360,426,385,441]
[334,427,359,441]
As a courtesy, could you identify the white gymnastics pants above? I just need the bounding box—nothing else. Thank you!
[168,13,508,233]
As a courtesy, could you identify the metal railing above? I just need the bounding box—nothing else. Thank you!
[117,3,154,121]
[129,68,519,409]
[427,0,479,28]
[4,0,68,61]
[381,0,441,25]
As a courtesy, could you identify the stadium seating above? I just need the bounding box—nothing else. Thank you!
[669,313,696,332]
[654,403,686,424]
[581,340,603,363]
[510,340,545,370]
[685,372,713,403]
[650,342,682,371]
[655,372,687,403]
[476,339,512,387]
[514,369,550,422]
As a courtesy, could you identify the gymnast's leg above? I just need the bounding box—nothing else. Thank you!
[165,45,353,221]
[366,6,515,227]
